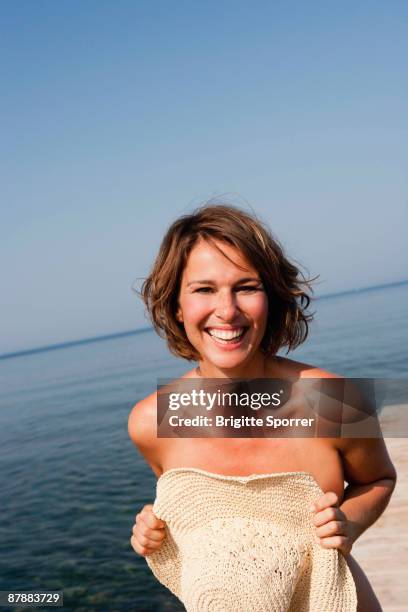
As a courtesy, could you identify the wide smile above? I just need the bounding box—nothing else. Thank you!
[204,326,249,349]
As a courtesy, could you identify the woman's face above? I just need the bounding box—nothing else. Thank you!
[177,238,268,376]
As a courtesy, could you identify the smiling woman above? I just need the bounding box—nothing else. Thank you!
[128,203,395,612]
[140,205,313,368]
[175,238,269,375]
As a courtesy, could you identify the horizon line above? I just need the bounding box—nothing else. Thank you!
[1,278,407,361]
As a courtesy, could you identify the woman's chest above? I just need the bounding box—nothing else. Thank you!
[161,437,345,501]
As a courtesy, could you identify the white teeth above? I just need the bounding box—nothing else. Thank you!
[208,328,245,340]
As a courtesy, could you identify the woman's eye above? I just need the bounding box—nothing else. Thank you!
[194,286,261,293]
[195,287,213,293]
[236,286,260,292]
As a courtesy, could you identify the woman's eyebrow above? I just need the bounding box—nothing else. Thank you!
[187,279,215,286]
[236,277,262,283]
[187,277,261,287]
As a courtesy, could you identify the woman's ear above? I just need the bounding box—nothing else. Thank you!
[176,306,183,323]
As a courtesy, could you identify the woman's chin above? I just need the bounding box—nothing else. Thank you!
[199,348,251,374]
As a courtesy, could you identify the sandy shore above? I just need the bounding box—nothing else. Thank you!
[352,405,408,611]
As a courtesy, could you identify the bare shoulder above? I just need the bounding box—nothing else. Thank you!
[128,367,197,475]
[274,355,343,379]
[128,367,197,445]
[128,391,157,446]
[128,391,162,475]
[300,365,343,379]
[274,358,397,485]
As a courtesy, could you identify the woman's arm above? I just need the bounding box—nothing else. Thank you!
[304,368,397,554]
[128,394,167,556]
[311,435,396,556]
[337,435,397,543]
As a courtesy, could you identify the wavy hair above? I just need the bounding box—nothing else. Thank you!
[140,204,315,360]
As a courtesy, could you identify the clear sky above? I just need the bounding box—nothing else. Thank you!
[1,1,407,354]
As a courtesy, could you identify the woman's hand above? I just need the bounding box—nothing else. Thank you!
[310,492,355,556]
[130,504,166,557]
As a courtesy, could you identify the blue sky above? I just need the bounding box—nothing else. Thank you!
[1,1,407,354]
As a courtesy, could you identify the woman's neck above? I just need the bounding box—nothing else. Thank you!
[196,353,276,379]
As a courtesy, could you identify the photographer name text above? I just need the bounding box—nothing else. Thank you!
[168,415,315,429]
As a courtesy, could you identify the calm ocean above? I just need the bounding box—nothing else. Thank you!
[1,283,407,611]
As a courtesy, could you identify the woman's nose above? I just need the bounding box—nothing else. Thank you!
[214,290,239,320]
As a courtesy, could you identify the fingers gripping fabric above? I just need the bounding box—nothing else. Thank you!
[146,469,357,612]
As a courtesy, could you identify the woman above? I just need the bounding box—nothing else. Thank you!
[129,204,396,611]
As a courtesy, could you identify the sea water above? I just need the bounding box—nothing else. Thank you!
[0,283,407,611]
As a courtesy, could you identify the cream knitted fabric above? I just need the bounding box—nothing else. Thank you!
[146,469,357,612]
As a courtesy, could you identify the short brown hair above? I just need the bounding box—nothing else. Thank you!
[141,204,315,360]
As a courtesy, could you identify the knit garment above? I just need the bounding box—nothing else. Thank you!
[146,468,357,612]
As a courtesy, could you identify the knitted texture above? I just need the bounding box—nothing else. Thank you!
[146,469,357,612]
